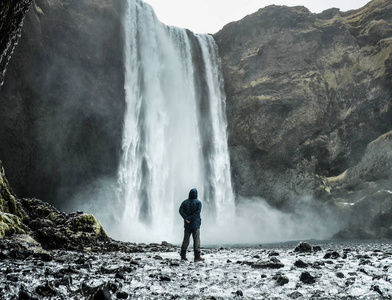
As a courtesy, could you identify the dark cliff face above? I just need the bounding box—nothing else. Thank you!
[0,0,32,86]
[0,0,126,209]
[214,0,392,209]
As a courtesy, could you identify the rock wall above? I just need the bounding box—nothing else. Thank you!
[214,0,392,212]
[0,0,126,208]
[0,0,32,86]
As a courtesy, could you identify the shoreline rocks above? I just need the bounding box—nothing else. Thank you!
[1,240,391,299]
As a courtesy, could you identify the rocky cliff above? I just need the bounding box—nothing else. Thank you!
[214,0,392,236]
[0,0,126,208]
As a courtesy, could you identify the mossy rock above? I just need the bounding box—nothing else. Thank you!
[0,212,27,238]
[67,213,107,237]
[0,162,25,221]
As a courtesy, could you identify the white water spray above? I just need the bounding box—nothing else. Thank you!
[115,0,235,243]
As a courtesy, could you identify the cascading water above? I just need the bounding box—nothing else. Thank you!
[115,0,235,243]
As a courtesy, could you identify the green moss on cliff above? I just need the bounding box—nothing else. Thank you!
[0,212,26,238]
[0,162,27,238]
[0,165,17,215]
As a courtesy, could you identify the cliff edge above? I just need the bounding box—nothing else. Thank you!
[215,0,392,202]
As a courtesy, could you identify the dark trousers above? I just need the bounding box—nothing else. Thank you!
[181,229,200,253]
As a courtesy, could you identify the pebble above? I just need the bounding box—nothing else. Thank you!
[0,241,391,299]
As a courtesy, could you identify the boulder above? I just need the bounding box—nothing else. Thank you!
[300,271,316,284]
[294,259,308,268]
[252,258,284,269]
[294,242,312,253]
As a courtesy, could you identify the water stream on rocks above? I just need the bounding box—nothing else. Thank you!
[114,0,235,243]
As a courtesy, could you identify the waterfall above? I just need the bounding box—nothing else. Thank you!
[116,0,235,243]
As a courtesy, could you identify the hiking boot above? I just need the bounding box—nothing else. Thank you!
[194,251,205,262]
[180,250,188,261]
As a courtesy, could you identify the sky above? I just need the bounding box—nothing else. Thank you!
[143,0,371,34]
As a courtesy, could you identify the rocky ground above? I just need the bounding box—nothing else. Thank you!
[1,240,391,299]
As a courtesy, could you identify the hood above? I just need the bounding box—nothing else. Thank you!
[188,188,198,200]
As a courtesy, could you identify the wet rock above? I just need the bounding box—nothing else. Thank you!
[93,286,112,300]
[35,282,57,297]
[294,242,312,253]
[100,265,118,274]
[300,271,316,284]
[59,275,72,287]
[275,275,289,286]
[312,246,322,252]
[115,270,126,280]
[161,241,173,247]
[294,259,308,268]
[252,258,284,269]
[170,260,180,267]
[18,287,39,300]
[34,252,53,262]
[0,249,10,259]
[359,258,371,265]
[345,277,356,286]
[324,251,340,259]
[7,274,19,282]
[160,275,171,282]
[289,291,303,299]
[107,283,119,293]
[371,285,383,296]
[11,249,33,260]
[116,291,129,299]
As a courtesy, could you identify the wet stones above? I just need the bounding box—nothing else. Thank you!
[294,242,312,253]
[274,274,289,286]
[300,271,316,284]
[294,242,321,253]
[324,251,340,259]
[93,286,112,300]
[35,282,57,298]
[251,257,284,269]
[289,291,303,299]
[116,291,129,299]
[294,259,308,268]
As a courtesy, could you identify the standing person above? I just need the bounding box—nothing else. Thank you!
[179,188,205,262]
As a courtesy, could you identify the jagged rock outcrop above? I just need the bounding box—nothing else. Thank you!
[0,160,140,252]
[0,161,27,237]
[0,0,125,208]
[214,0,392,217]
[0,0,32,86]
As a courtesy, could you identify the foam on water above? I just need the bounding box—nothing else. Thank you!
[113,0,235,243]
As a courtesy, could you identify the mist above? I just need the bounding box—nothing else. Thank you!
[63,0,344,246]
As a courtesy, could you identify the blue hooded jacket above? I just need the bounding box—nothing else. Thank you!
[179,188,202,231]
